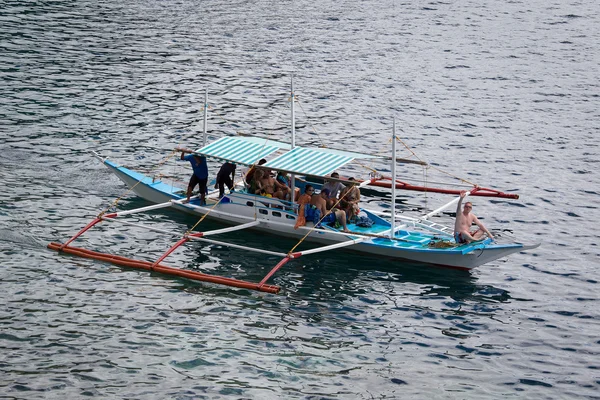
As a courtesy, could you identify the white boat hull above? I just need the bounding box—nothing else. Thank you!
[103,159,538,270]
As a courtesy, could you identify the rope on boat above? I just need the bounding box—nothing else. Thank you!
[295,96,327,148]
[288,179,369,255]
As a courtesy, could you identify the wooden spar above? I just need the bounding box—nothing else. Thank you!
[375,191,469,238]
[186,236,287,257]
[47,242,280,294]
[258,256,294,288]
[101,216,189,237]
[101,212,261,238]
[421,190,471,221]
[150,221,263,268]
[295,235,370,256]
[59,217,107,250]
[107,201,174,217]
[193,220,260,237]
[365,178,519,199]
[153,237,189,267]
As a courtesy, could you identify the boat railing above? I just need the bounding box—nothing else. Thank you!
[229,190,300,213]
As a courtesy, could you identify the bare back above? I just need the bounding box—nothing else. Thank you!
[310,194,327,216]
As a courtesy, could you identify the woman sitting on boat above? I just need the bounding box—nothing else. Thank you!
[276,171,299,201]
[294,185,314,229]
[256,170,287,199]
[251,169,266,195]
[339,177,361,222]
[245,159,266,186]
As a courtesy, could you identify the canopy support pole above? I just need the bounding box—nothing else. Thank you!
[290,74,297,204]
[390,119,397,239]
[203,88,208,147]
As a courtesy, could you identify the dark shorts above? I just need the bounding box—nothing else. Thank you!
[454,232,466,244]
[322,212,336,224]
[189,175,207,193]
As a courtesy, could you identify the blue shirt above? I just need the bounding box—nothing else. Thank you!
[183,154,208,179]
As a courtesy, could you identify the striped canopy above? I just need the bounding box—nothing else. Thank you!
[194,136,288,166]
[264,147,354,177]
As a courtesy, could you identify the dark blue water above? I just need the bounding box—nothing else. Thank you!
[1,0,599,398]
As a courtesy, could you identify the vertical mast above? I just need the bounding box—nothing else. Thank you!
[290,74,296,202]
[291,74,296,149]
[203,88,208,147]
[390,119,397,238]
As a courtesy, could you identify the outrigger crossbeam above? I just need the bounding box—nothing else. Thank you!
[47,194,411,293]
[48,200,287,294]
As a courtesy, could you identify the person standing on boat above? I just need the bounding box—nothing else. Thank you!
[321,172,345,209]
[179,149,208,204]
[454,191,494,243]
[215,161,237,198]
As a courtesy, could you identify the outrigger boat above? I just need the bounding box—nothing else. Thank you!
[48,83,539,294]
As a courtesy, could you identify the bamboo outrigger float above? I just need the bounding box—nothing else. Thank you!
[48,79,539,293]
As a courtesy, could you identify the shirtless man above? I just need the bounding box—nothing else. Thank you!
[454,191,494,244]
[310,188,349,232]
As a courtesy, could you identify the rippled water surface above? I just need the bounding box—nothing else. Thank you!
[1,0,599,398]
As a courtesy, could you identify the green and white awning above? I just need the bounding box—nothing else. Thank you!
[194,136,289,166]
[264,147,354,177]
[194,136,382,177]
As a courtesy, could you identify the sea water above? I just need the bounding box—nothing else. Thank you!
[1,0,599,398]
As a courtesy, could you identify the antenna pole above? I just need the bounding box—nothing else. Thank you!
[390,119,397,238]
[203,88,208,147]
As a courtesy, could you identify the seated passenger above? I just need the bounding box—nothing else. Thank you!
[294,185,314,229]
[321,172,345,209]
[311,188,349,232]
[274,171,292,200]
[276,171,300,201]
[245,159,267,186]
[256,169,285,199]
[250,169,265,194]
[340,177,361,222]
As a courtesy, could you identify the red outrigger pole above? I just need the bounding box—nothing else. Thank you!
[364,176,520,199]
[48,210,281,294]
